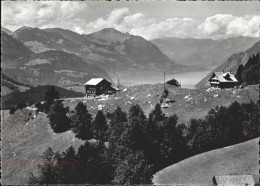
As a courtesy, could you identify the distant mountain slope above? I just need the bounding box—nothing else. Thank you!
[1,31,34,67]
[153,138,259,185]
[1,27,14,36]
[152,37,259,70]
[14,27,79,53]
[13,27,186,85]
[195,40,260,88]
[3,50,112,88]
[2,73,31,96]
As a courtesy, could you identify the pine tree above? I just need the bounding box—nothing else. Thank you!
[72,102,92,140]
[48,100,71,133]
[93,110,107,141]
[43,86,60,113]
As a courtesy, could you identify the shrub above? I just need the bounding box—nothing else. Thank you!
[166,78,180,87]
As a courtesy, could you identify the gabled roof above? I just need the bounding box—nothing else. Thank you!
[213,175,255,185]
[209,71,238,83]
[85,78,107,85]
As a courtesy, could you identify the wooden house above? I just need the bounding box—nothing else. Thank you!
[208,71,238,88]
[85,78,115,97]
[213,175,255,186]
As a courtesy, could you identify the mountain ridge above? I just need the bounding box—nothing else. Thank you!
[195,40,260,88]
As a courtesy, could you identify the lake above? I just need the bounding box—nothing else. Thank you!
[114,70,211,89]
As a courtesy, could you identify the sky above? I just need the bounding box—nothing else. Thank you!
[2,1,260,40]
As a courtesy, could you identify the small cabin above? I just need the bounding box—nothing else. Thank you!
[208,70,238,88]
[85,78,115,97]
[213,175,255,186]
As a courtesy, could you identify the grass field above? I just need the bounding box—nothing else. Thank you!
[1,84,258,184]
[2,111,85,185]
[62,84,258,124]
[153,138,259,185]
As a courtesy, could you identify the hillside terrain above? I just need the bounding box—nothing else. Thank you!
[2,50,111,88]
[2,83,258,184]
[10,27,187,84]
[2,85,85,110]
[2,29,112,89]
[152,37,259,70]
[2,111,85,185]
[61,84,258,124]
[1,31,34,67]
[196,40,260,88]
[153,138,259,185]
[1,73,31,96]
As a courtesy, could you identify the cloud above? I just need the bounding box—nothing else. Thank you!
[1,1,88,31]
[198,14,260,39]
[81,8,130,33]
[2,1,259,40]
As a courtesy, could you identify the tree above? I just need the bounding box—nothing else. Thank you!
[44,86,60,105]
[93,110,107,141]
[48,100,71,133]
[235,64,244,85]
[113,151,153,184]
[28,147,61,184]
[166,78,180,87]
[106,107,128,169]
[71,102,92,140]
[43,86,60,113]
[127,104,147,150]
[17,102,27,109]
[9,107,16,114]
[160,88,169,103]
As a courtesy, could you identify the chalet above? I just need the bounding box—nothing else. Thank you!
[85,78,116,97]
[208,70,238,88]
[213,175,255,186]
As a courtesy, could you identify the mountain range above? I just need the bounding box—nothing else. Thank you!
[2,30,111,89]
[195,40,260,88]
[2,26,259,90]
[152,37,259,70]
[2,27,185,88]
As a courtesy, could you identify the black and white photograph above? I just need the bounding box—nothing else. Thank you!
[1,0,259,185]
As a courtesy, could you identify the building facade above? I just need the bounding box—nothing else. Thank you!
[85,78,116,96]
[208,71,238,88]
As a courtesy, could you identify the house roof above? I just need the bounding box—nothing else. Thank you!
[213,175,255,185]
[85,78,105,85]
[209,71,238,83]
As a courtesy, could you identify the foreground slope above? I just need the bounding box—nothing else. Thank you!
[2,111,85,185]
[153,138,259,185]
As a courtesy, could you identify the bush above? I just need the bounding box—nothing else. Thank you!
[160,88,169,103]
[17,102,27,110]
[9,107,16,114]
[166,78,180,87]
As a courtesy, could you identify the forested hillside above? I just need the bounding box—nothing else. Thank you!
[235,53,259,87]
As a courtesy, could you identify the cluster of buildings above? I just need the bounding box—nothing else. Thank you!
[85,70,239,97]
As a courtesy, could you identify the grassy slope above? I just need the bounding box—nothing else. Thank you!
[2,111,85,185]
[2,73,31,96]
[153,138,259,185]
[63,84,258,124]
[2,84,258,184]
